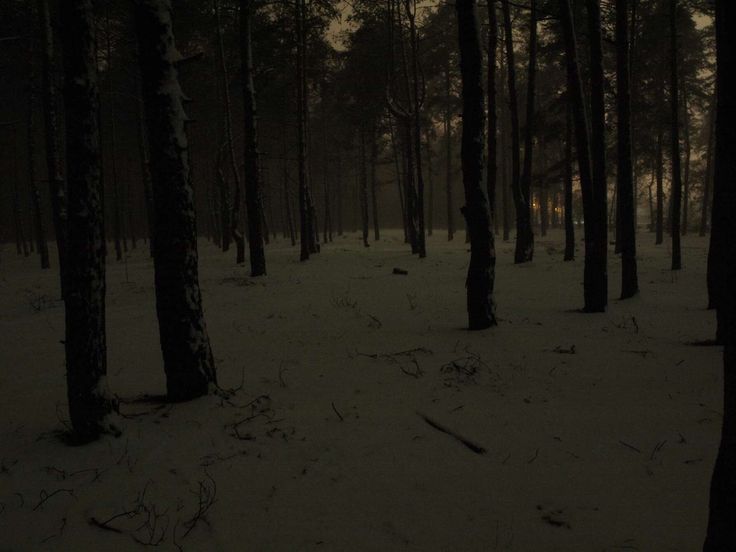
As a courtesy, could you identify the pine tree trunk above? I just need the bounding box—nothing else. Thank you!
[105,10,124,263]
[564,105,575,261]
[456,0,496,331]
[585,0,609,311]
[701,100,715,237]
[487,1,498,225]
[60,0,115,442]
[215,0,245,265]
[371,126,380,241]
[445,58,454,241]
[682,91,691,235]
[27,60,51,270]
[560,0,601,312]
[516,0,536,263]
[669,0,682,270]
[136,0,216,401]
[617,0,638,298]
[502,0,523,261]
[136,78,155,258]
[655,85,665,245]
[360,128,370,248]
[240,0,266,276]
[38,0,67,285]
[704,2,736,547]
[426,134,433,236]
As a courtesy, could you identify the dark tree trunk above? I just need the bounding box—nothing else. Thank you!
[456,0,496,331]
[426,134,433,236]
[445,57,455,241]
[136,77,155,258]
[655,86,665,245]
[516,0,536,263]
[296,0,317,260]
[215,0,245,265]
[669,0,682,270]
[701,100,715,237]
[585,0,609,311]
[12,130,29,257]
[359,128,370,248]
[105,11,124,263]
[240,0,266,276]
[564,105,575,261]
[371,126,380,241]
[500,80,511,242]
[136,0,216,401]
[616,0,638,298]
[682,91,691,235]
[39,0,66,283]
[560,0,605,312]
[60,0,115,442]
[501,0,522,260]
[389,115,408,241]
[27,59,51,270]
[406,1,426,258]
[336,150,344,236]
[704,2,736,547]
[486,1,498,225]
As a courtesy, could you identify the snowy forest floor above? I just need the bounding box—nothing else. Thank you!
[0,229,722,551]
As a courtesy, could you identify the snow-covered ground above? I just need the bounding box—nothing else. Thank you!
[0,229,722,550]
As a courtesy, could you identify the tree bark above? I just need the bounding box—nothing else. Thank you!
[704,2,736,547]
[360,128,370,248]
[560,0,605,312]
[240,0,266,276]
[487,1,498,225]
[516,0,536,263]
[501,0,523,261]
[669,0,682,270]
[444,58,455,241]
[616,0,638,298]
[38,0,66,282]
[701,100,715,237]
[135,0,216,401]
[456,0,496,331]
[60,0,115,442]
[215,0,245,264]
[564,104,575,261]
[27,56,51,270]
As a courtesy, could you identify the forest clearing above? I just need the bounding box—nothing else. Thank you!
[0,230,721,550]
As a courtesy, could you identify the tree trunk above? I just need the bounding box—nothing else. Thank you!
[371,126,380,241]
[669,0,682,270]
[105,10,124,263]
[389,115,407,241]
[682,91,691,235]
[487,1,498,226]
[136,77,155,258]
[12,129,29,257]
[60,0,115,442]
[585,0,609,311]
[616,0,638,298]
[240,0,266,276]
[215,0,245,265]
[426,133,433,236]
[564,104,575,261]
[655,85,665,245]
[501,0,523,261]
[704,2,736,547]
[445,57,455,241]
[560,0,602,312]
[701,100,715,237]
[456,0,496,331]
[136,0,216,401]
[516,0,536,263]
[360,128,370,248]
[39,0,67,285]
[27,59,51,270]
